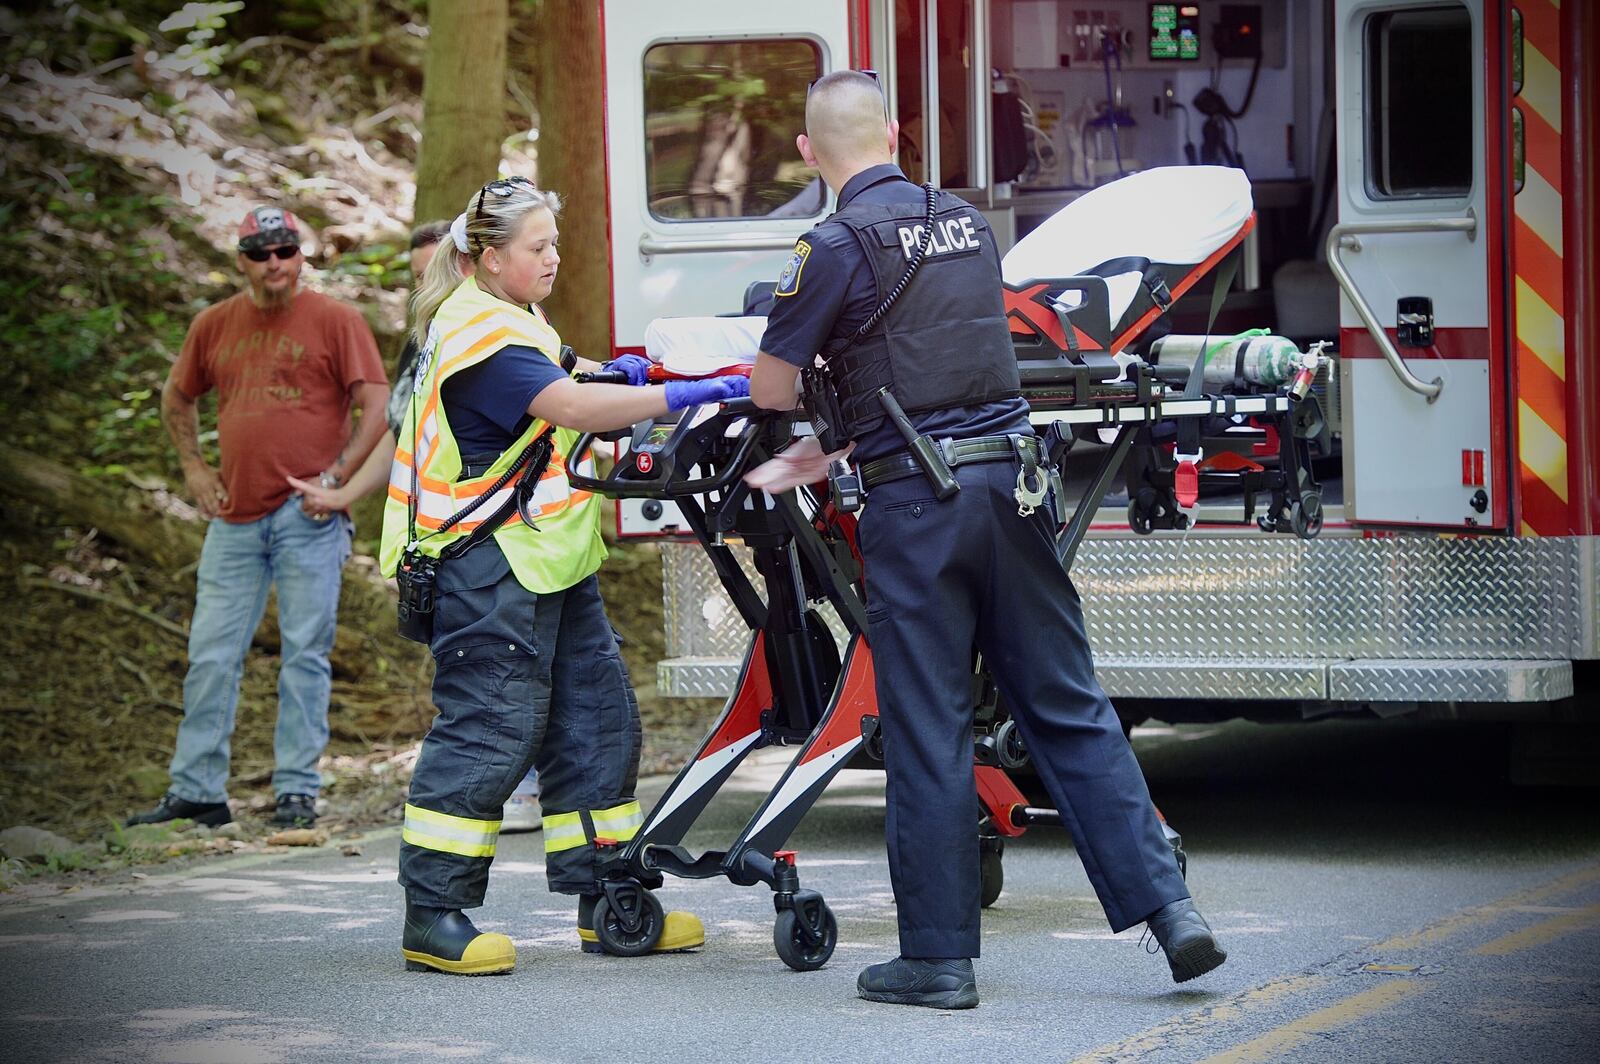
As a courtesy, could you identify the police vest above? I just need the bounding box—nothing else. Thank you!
[378,279,605,595]
[820,190,1020,439]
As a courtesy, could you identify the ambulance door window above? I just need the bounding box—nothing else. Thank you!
[643,39,825,221]
[936,0,974,188]
[1364,5,1473,199]
[894,0,928,183]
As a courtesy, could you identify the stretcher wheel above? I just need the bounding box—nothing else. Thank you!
[774,896,837,972]
[1291,494,1323,540]
[1128,493,1156,535]
[995,719,1029,769]
[593,887,664,957]
[980,848,1004,908]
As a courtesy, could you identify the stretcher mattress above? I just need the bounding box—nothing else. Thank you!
[1001,166,1253,326]
[642,167,1252,370]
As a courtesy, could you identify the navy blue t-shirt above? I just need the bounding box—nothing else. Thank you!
[759,163,1029,460]
[440,344,568,462]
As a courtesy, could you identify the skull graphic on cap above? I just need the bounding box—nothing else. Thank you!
[238,206,303,252]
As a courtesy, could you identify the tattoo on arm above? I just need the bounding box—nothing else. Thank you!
[162,382,205,469]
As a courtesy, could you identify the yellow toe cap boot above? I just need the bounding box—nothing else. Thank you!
[403,905,516,975]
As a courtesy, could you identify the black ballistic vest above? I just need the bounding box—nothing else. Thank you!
[820,190,1020,439]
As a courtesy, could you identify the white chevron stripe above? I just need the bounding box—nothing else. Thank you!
[749,739,862,836]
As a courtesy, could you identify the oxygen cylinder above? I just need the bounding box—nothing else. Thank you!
[1152,334,1314,391]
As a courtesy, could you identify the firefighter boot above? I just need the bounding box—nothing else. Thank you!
[857,957,979,1010]
[1144,898,1227,983]
[576,893,706,955]
[402,904,516,975]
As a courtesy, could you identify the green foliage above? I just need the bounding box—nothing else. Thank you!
[1,139,217,475]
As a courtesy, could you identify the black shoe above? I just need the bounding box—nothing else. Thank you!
[402,904,515,975]
[857,956,978,1009]
[125,793,232,828]
[1144,898,1227,983]
[271,793,317,827]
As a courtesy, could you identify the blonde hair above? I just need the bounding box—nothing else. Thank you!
[409,179,564,347]
[804,70,891,167]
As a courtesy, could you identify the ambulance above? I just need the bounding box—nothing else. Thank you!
[593,0,1597,735]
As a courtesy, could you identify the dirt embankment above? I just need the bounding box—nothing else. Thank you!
[0,4,719,867]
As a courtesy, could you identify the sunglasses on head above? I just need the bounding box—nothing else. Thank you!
[474,175,536,229]
[243,245,299,262]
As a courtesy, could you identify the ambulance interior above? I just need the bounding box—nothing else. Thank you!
[628,0,1484,532]
[890,0,1332,522]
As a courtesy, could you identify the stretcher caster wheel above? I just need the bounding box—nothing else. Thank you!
[593,886,664,957]
[979,847,1004,908]
[1291,494,1323,540]
[774,894,837,972]
[994,719,1028,769]
[1128,493,1156,535]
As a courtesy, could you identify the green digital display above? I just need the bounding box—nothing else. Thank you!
[1150,3,1201,61]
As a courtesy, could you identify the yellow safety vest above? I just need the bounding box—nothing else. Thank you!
[379,279,605,594]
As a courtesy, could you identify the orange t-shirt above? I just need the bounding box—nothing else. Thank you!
[172,289,386,523]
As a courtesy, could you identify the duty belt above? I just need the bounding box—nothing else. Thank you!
[859,434,1044,489]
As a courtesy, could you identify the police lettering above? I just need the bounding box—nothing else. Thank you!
[897,215,981,260]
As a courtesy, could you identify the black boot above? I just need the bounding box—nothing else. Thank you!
[402,903,516,975]
[125,793,231,828]
[271,794,317,827]
[1144,898,1227,983]
[857,956,978,1009]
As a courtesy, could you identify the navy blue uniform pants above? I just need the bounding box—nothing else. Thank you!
[858,458,1188,959]
[399,540,642,909]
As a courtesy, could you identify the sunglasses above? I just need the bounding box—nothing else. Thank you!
[807,68,879,94]
[474,175,536,229]
[243,245,300,262]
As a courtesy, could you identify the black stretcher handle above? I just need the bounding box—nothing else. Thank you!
[574,370,629,384]
[564,397,767,500]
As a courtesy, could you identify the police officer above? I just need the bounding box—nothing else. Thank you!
[749,71,1226,1009]
[380,177,747,975]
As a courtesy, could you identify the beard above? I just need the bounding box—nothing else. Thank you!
[250,278,298,312]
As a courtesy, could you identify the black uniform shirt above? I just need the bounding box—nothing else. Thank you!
[760,163,1030,460]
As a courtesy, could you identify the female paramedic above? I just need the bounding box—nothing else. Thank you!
[378,176,749,975]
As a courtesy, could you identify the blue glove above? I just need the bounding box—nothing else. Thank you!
[600,354,652,386]
[664,375,751,411]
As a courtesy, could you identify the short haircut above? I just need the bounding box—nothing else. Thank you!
[805,70,889,163]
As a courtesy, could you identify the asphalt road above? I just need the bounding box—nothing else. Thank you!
[2,719,1597,1064]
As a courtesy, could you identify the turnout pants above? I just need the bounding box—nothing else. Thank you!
[399,541,642,910]
[858,459,1188,959]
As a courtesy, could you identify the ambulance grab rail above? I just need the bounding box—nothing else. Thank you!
[638,234,798,260]
[1324,209,1478,403]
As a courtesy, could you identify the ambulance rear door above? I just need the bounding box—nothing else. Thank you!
[601,0,855,353]
[1332,0,1511,530]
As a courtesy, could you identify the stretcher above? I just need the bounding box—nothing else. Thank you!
[562,167,1326,970]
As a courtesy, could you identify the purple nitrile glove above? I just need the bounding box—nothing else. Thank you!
[600,354,653,386]
[663,375,751,411]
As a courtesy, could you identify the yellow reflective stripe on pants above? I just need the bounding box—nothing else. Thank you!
[542,801,644,854]
[543,810,587,854]
[403,803,501,859]
[592,800,644,841]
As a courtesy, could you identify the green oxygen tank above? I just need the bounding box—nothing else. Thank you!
[1153,333,1316,391]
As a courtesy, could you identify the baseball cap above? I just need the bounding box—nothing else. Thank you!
[237,206,303,252]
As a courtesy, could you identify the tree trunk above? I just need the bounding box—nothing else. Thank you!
[530,0,612,360]
[415,0,509,224]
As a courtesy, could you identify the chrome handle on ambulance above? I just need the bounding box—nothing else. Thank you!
[1325,209,1477,404]
[637,233,800,261]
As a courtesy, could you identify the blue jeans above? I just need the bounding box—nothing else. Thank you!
[169,498,351,803]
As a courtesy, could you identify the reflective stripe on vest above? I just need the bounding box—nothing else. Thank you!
[378,279,607,594]
[402,803,500,859]
[541,800,644,855]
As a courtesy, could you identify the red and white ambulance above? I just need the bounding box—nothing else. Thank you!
[594,0,1597,730]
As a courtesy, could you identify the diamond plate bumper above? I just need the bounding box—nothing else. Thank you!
[656,534,1599,702]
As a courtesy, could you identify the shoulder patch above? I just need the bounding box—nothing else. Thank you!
[773,240,812,297]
